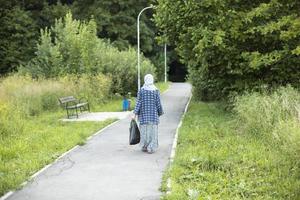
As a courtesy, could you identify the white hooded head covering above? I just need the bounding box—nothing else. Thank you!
[142,74,157,91]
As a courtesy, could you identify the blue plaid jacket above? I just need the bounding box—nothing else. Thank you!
[134,89,164,125]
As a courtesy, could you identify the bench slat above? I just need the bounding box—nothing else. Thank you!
[66,102,88,109]
[59,96,76,104]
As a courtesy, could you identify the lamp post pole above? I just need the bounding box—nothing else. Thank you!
[137,5,153,91]
[164,43,167,83]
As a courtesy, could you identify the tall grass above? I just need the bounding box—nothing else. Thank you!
[0,101,24,138]
[0,74,111,117]
[234,86,300,160]
[0,74,112,139]
[162,86,300,199]
[162,100,300,199]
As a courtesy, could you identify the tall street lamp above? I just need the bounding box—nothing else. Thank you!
[137,5,153,90]
[164,43,167,83]
[137,5,168,90]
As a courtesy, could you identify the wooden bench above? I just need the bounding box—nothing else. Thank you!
[58,96,90,119]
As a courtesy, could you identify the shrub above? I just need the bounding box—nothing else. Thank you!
[21,12,156,95]
[59,74,112,106]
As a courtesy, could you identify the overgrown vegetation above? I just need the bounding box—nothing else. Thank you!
[20,12,155,95]
[234,86,300,162]
[155,0,300,100]
[162,87,300,199]
[0,74,111,117]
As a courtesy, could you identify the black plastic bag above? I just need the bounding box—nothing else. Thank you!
[129,119,140,145]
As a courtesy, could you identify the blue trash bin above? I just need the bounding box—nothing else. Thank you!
[122,98,129,111]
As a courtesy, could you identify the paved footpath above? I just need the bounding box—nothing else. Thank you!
[6,83,191,200]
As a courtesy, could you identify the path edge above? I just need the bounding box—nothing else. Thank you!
[0,119,121,200]
[162,82,172,94]
[166,92,192,195]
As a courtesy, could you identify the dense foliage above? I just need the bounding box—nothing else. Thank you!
[154,0,300,100]
[21,13,156,95]
[0,0,167,80]
[0,0,70,74]
[72,0,154,52]
[0,5,36,74]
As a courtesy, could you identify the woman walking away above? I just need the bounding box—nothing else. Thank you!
[133,74,164,154]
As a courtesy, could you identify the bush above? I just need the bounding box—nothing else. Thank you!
[99,47,156,95]
[21,12,156,95]
[59,74,112,106]
[234,86,300,159]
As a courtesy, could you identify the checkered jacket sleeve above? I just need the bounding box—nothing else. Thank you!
[134,90,142,115]
[156,91,163,116]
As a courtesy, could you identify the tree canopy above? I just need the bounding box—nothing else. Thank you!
[154,0,300,100]
[0,0,162,78]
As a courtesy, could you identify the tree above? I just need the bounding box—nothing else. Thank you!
[154,0,300,100]
[0,0,69,75]
[0,6,37,74]
[72,0,155,52]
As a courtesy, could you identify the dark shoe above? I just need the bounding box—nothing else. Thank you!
[142,147,147,152]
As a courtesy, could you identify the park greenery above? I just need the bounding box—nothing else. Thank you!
[0,73,169,196]
[20,12,155,95]
[0,3,167,195]
[0,0,164,78]
[154,0,300,199]
[0,64,168,195]
[162,94,300,199]
[155,0,300,100]
[0,0,299,199]
[0,73,110,195]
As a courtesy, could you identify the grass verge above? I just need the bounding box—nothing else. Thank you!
[162,100,300,199]
[156,81,171,93]
[0,110,116,196]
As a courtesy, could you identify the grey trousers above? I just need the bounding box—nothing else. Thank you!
[139,123,158,152]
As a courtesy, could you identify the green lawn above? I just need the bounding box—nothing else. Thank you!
[156,81,171,93]
[161,100,300,199]
[0,110,116,196]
